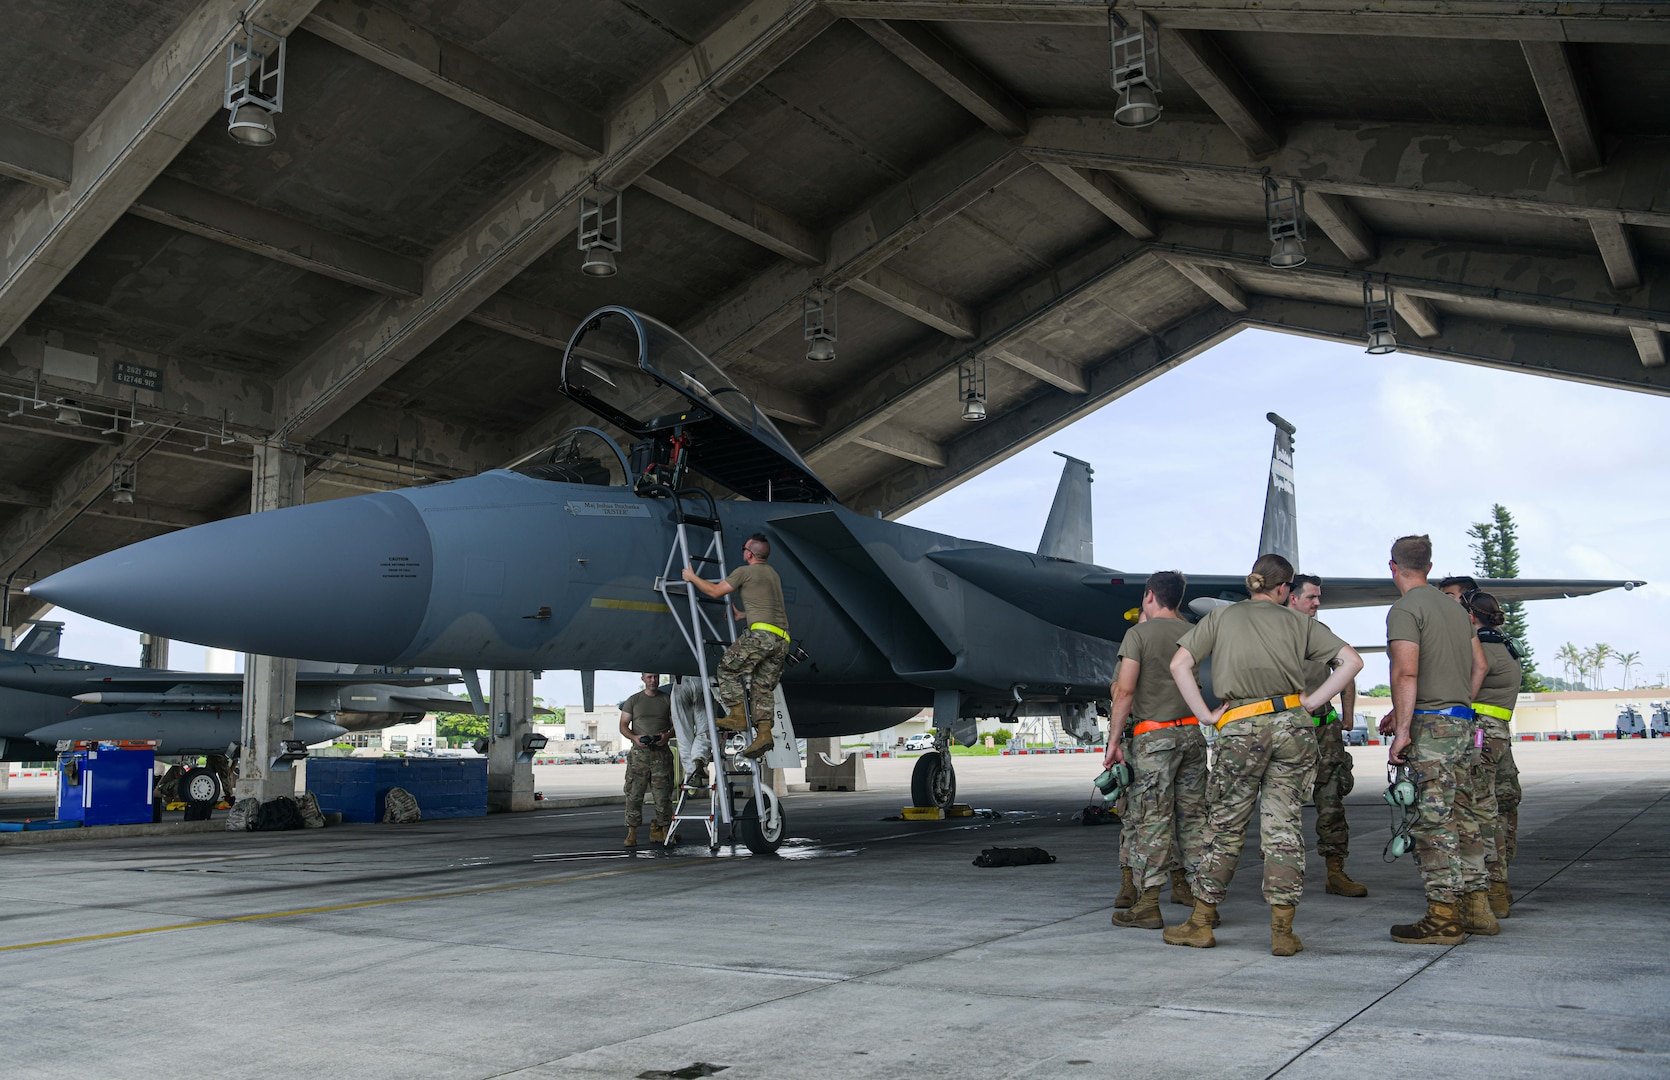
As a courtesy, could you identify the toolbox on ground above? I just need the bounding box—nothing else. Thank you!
[56,744,155,827]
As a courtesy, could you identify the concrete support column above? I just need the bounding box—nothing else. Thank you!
[139,634,169,669]
[234,442,304,804]
[488,670,536,812]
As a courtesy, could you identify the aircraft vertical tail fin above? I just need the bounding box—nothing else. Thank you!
[17,620,63,657]
[1037,452,1094,563]
[1257,413,1300,570]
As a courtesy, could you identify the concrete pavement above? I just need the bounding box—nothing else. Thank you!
[0,743,1665,1079]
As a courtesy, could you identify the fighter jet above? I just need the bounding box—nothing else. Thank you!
[26,307,1642,811]
[0,629,478,763]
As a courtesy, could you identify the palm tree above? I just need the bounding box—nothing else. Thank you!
[1618,651,1641,690]
[1558,642,1581,688]
[1594,643,1614,689]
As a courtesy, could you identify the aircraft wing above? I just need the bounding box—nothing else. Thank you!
[0,661,457,696]
[1167,575,1644,611]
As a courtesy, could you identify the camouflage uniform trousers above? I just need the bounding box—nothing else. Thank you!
[624,744,675,827]
[1113,738,1181,875]
[1312,718,1355,858]
[1476,721,1520,883]
[716,627,790,722]
[1194,708,1318,907]
[1124,724,1209,891]
[1405,713,1488,902]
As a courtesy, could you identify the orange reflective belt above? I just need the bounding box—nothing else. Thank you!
[1132,717,1200,736]
[1217,694,1304,730]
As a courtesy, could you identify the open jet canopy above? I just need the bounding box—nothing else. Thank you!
[559,306,835,503]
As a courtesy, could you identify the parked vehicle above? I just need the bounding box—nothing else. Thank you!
[577,741,612,763]
[901,733,935,753]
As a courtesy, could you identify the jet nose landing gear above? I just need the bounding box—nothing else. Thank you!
[909,728,957,810]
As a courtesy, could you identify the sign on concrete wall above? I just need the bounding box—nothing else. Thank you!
[112,361,164,391]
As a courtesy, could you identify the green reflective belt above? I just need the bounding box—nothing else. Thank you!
[750,622,790,641]
[1473,702,1513,722]
[1313,707,1340,726]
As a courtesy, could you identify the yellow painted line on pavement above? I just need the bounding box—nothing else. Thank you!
[590,597,671,614]
[0,857,707,954]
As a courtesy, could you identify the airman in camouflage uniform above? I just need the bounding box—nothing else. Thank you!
[1383,539,1492,944]
[1287,575,1367,897]
[1106,571,1208,930]
[620,673,676,846]
[685,533,790,758]
[1164,554,1362,956]
[1450,585,1524,919]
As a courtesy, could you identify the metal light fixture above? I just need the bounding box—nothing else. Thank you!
[1364,281,1398,355]
[959,359,988,422]
[1264,175,1307,268]
[578,185,622,277]
[54,400,81,426]
[1110,12,1163,128]
[111,461,136,505]
[225,21,285,146]
[803,287,837,363]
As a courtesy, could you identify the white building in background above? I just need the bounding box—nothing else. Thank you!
[1351,689,1666,738]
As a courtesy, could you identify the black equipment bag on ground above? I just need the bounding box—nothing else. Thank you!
[972,846,1056,867]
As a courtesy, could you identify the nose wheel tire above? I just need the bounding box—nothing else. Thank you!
[910,751,955,809]
[738,789,785,854]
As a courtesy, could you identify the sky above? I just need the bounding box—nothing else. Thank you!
[33,328,1670,707]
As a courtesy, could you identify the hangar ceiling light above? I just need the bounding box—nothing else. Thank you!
[803,287,837,363]
[224,22,285,146]
[53,401,81,427]
[1109,12,1162,128]
[578,185,622,277]
[1364,282,1398,354]
[959,359,988,422]
[1264,176,1307,269]
[111,461,136,505]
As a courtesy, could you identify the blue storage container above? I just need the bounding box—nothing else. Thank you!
[56,747,155,826]
[307,757,487,823]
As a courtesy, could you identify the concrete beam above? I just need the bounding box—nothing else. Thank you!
[1038,163,1154,240]
[465,295,582,350]
[1631,327,1666,368]
[988,341,1089,394]
[828,0,1670,42]
[853,423,947,467]
[680,128,1031,362]
[1590,220,1641,291]
[1305,192,1375,264]
[0,483,49,509]
[1156,27,1282,157]
[843,302,1243,516]
[636,157,823,265]
[129,177,422,297]
[0,0,322,347]
[1022,115,1670,229]
[302,0,603,156]
[1520,41,1604,175]
[272,0,836,444]
[851,19,1027,138]
[1160,257,1248,313]
[1394,292,1443,339]
[0,117,72,191]
[84,501,217,531]
[848,265,978,340]
[0,429,169,579]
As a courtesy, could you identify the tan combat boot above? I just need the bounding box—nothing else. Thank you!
[1162,899,1218,948]
[1462,890,1500,935]
[1390,900,1465,944]
[1111,886,1164,929]
[742,719,775,758]
[1169,868,1195,907]
[649,819,668,843]
[1270,904,1303,956]
[1488,879,1511,919]
[1113,866,1137,910]
[624,825,638,847]
[1325,855,1369,897]
[714,703,748,731]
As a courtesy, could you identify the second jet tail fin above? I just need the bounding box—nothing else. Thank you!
[1037,452,1095,563]
[17,620,63,657]
[1257,413,1300,570]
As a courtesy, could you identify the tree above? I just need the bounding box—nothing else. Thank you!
[1469,504,1538,691]
[1593,642,1614,689]
[1618,650,1642,690]
[1364,684,1392,698]
[435,711,489,747]
[1557,642,1581,687]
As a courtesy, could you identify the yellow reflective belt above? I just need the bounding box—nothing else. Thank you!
[1217,694,1303,729]
[749,622,790,641]
[1472,702,1513,722]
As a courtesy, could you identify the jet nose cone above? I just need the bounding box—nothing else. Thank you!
[30,492,433,663]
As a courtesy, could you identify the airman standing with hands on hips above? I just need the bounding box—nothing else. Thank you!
[1166,554,1364,956]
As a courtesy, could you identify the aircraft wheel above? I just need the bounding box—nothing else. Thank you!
[181,767,220,807]
[739,790,785,855]
[911,751,956,809]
